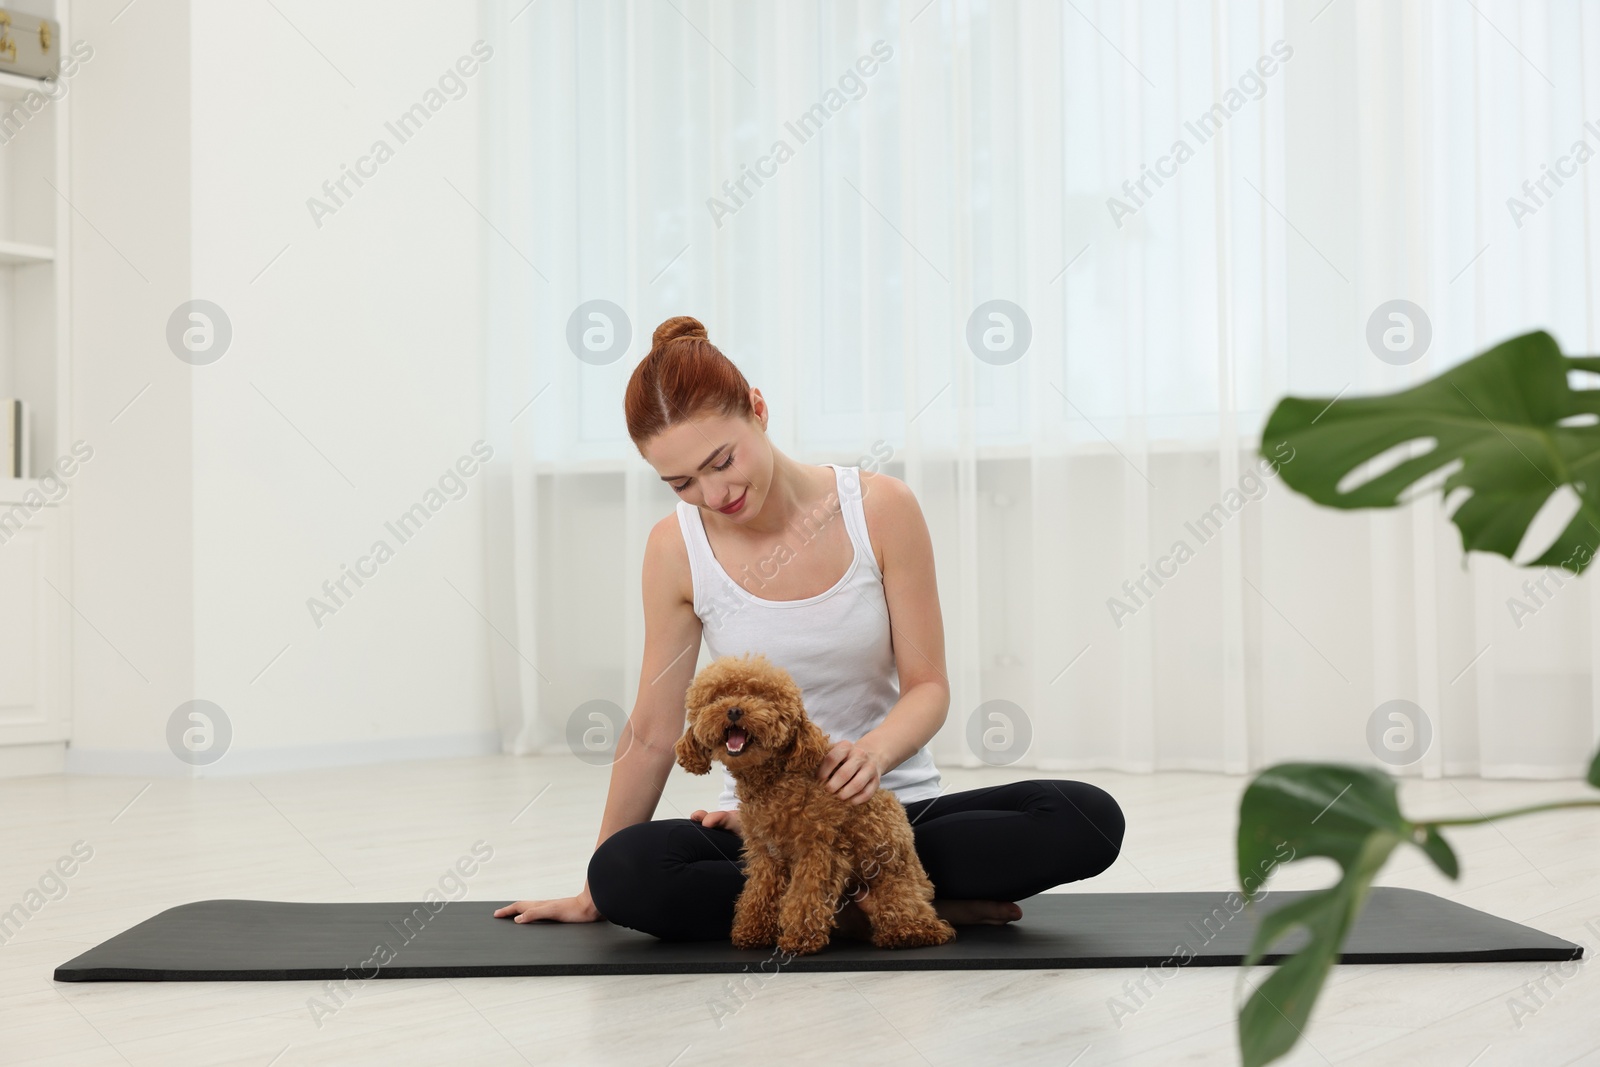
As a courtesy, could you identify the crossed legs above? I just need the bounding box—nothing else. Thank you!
[586,778,1126,943]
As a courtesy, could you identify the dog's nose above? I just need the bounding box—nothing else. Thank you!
[726,706,742,722]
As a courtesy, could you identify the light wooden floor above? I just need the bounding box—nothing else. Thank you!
[3,756,1598,1066]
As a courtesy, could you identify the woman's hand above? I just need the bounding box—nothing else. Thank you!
[691,809,742,836]
[819,739,884,805]
[493,888,602,925]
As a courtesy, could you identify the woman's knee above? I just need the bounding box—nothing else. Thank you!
[1036,779,1126,879]
[587,820,741,941]
[586,822,658,926]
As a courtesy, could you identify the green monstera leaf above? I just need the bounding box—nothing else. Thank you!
[1261,330,1600,574]
[1235,756,1600,1067]
[1235,764,1458,1067]
[1238,332,1600,1067]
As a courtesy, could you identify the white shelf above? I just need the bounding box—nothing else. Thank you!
[0,2,70,766]
[0,478,57,504]
[0,721,71,745]
[0,70,55,101]
[0,240,53,265]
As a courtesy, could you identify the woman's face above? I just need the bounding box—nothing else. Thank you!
[644,405,770,522]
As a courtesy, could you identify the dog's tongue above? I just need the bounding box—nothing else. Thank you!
[726,726,748,753]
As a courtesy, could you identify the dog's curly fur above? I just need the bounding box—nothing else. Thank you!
[675,651,956,956]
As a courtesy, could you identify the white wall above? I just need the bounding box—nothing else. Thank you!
[65,0,196,764]
[66,0,496,775]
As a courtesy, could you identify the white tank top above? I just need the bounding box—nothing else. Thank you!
[675,463,944,811]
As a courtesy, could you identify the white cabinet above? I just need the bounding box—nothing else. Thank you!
[0,490,68,771]
[0,1,73,777]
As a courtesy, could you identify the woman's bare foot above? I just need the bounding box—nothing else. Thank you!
[933,899,1023,926]
[833,897,1021,941]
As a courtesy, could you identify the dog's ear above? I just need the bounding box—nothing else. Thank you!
[674,723,713,776]
[780,701,834,772]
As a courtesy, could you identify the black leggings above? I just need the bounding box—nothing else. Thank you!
[586,778,1125,942]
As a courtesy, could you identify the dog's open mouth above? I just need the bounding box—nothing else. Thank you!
[724,725,751,755]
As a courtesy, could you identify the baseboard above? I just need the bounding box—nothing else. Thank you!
[62,731,504,778]
[0,741,66,778]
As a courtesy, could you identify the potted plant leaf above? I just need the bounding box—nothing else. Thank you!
[1237,330,1600,1067]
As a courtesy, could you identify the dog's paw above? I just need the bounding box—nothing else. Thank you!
[870,916,957,950]
[731,920,778,950]
[775,929,832,957]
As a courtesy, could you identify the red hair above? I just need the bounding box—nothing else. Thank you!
[624,315,755,455]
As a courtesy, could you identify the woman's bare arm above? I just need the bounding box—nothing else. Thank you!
[853,473,952,775]
[584,517,705,873]
[495,515,704,922]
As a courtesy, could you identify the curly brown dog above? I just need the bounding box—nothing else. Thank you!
[674,651,957,956]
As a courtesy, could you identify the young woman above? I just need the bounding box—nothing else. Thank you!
[493,315,1125,941]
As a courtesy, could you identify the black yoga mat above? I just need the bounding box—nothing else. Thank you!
[54,887,1579,982]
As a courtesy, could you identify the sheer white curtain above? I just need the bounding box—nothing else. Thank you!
[480,0,1600,780]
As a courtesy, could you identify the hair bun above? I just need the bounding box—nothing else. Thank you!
[652,315,708,348]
